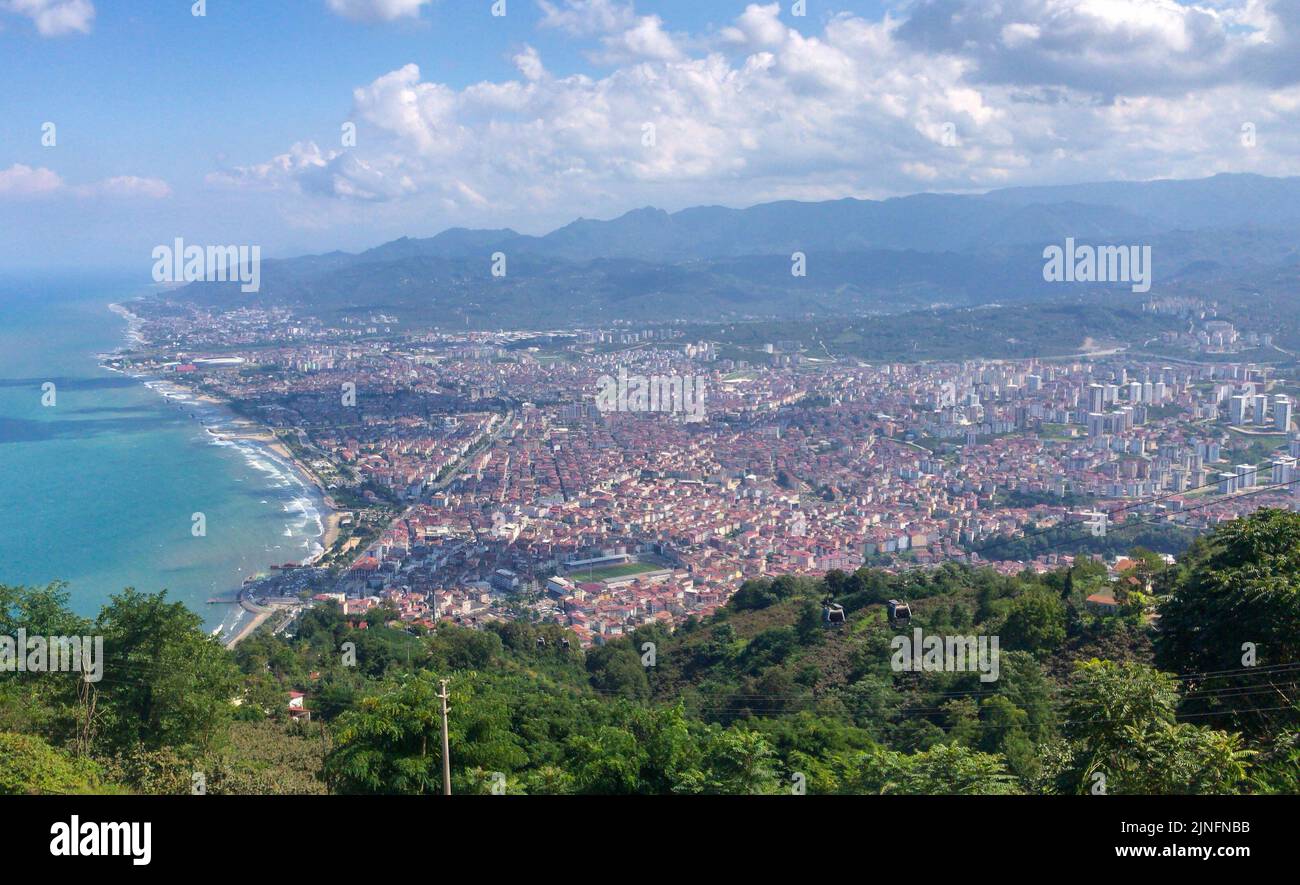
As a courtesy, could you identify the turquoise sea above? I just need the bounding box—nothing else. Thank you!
[0,273,327,634]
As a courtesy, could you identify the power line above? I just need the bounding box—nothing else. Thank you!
[660,676,1298,710]
[580,663,1300,706]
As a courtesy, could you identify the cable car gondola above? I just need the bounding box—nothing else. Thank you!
[887,599,912,627]
[823,602,846,626]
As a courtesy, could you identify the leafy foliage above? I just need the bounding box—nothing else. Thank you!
[0,511,1296,794]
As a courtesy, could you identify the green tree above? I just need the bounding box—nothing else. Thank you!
[0,732,108,795]
[847,744,1017,794]
[1155,509,1300,734]
[94,589,242,754]
[979,695,1037,783]
[796,601,824,645]
[586,643,650,700]
[693,728,779,794]
[324,672,445,794]
[1000,588,1067,655]
[1057,660,1249,794]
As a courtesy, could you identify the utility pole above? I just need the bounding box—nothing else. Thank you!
[438,679,452,796]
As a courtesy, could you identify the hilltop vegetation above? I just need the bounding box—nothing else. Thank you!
[1,510,1297,794]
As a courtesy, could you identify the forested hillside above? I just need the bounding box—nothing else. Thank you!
[2,510,1297,795]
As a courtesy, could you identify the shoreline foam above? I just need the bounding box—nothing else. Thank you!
[103,301,342,643]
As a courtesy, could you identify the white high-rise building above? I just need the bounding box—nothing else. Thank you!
[1087,412,1106,438]
[1255,394,1270,426]
[1088,384,1105,414]
[1275,395,1293,432]
[1236,464,1257,488]
[1230,395,1247,425]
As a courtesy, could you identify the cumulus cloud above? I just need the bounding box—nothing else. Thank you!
[324,0,432,23]
[540,0,685,64]
[721,2,787,50]
[208,141,335,192]
[537,0,634,35]
[0,164,64,197]
[591,13,682,63]
[89,176,173,199]
[208,140,416,202]
[893,0,1294,96]
[514,45,547,82]
[0,164,171,200]
[202,16,1006,216]
[208,0,1300,231]
[3,0,94,36]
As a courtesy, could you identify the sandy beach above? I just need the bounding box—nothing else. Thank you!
[224,593,274,649]
[200,411,345,578]
[104,306,344,645]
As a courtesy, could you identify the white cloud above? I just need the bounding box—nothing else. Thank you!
[208,141,334,191]
[0,164,64,197]
[0,164,171,200]
[208,140,415,202]
[324,0,432,23]
[894,0,1274,95]
[3,0,94,36]
[902,161,940,181]
[721,3,787,50]
[537,0,635,36]
[539,1,684,64]
[592,13,682,63]
[209,1,1300,233]
[514,45,548,82]
[1000,22,1042,47]
[88,176,173,199]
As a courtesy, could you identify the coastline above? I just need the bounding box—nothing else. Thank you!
[105,300,344,642]
[107,301,146,351]
[199,426,343,565]
[222,590,275,649]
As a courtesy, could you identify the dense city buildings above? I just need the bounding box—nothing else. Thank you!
[109,301,1300,646]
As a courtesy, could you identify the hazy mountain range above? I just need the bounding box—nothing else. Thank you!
[175,174,1300,327]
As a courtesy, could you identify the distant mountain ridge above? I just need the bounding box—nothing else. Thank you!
[174,173,1300,326]
[985,173,1300,230]
[300,173,1300,262]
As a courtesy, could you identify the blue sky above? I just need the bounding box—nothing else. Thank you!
[1,0,1298,270]
[7,0,869,184]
